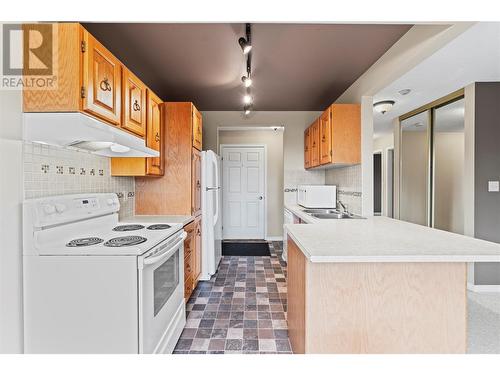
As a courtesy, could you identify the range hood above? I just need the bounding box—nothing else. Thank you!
[23,112,160,158]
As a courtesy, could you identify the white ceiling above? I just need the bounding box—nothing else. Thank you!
[373,22,500,137]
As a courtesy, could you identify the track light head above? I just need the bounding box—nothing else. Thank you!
[244,104,252,115]
[243,93,253,105]
[242,75,252,88]
[238,37,252,54]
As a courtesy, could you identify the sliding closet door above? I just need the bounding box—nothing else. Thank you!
[432,98,465,234]
[400,111,430,226]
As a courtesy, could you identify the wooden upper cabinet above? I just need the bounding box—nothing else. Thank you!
[310,120,320,167]
[304,127,311,169]
[304,104,361,169]
[121,67,147,138]
[319,107,332,165]
[192,148,202,216]
[81,29,122,126]
[330,104,361,165]
[110,89,164,177]
[192,106,203,150]
[146,90,164,175]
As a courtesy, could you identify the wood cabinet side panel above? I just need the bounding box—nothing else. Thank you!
[305,262,467,354]
[310,120,320,167]
[23,23,81,112]
[135,102,193,215]
[319,108,332,165]
[331,104,361,164]
[286,236,306,354]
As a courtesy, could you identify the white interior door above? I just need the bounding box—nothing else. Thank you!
[222,146,265,239]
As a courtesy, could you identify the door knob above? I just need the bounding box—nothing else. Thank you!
[258,196,263,200]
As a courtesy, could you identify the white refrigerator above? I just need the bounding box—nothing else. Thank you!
[200,150,222,280]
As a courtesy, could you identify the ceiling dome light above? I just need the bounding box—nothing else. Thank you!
[238,37,252,54]
[242,75,252,88]
[398,89,411,96]
[244,104,252,115]
[373,100,395,114]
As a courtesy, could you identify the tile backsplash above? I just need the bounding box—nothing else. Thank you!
[23,142,135,218]
[325,164,362,215]
[284,169,325,205]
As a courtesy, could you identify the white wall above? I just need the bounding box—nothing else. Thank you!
[0,89,24,353]
[218,129,284,238]
[202,111,324,207]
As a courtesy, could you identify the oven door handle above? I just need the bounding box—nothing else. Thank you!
[143,232,187,266]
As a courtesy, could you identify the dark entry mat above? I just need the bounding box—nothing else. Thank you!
[222,241,271,256]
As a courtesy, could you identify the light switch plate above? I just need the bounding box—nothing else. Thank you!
[488,181,499,192]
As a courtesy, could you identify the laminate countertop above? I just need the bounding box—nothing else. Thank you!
[121,215,195,227]
[284,205,500,263]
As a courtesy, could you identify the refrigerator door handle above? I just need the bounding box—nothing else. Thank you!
[212,156,220,225]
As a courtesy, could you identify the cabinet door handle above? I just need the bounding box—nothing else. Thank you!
[196,180,201,188]
[133,100,141,111]
[196,228,201,236]
[155,133,160,142]
[100,77,112,92]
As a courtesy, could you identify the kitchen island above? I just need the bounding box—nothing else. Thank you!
[285,215,500,354]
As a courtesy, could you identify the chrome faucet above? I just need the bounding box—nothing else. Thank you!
[337,199,348,214]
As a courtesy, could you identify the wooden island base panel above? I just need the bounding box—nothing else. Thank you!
[287,238,467,354]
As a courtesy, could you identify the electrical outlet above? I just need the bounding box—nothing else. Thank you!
[488,181,499,192]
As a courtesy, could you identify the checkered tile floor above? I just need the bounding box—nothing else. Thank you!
[173,241,292,354]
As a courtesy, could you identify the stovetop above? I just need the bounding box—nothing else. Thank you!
[40,221,183,256]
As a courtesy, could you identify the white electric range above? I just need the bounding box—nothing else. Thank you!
[23,193,186,354]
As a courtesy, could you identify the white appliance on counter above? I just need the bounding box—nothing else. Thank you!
[200,150,222,280]
[23,193,186,354]
[297,184,337,208]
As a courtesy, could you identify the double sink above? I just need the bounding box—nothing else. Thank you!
[302,208,365,220]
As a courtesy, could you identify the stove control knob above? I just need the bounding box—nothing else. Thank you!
[107,198,114,206]
[55,203,66,213]
[43,204,56,215]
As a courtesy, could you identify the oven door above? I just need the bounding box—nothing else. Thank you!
[138,230,186,354]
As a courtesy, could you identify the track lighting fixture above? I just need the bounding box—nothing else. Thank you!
[243,93,252,105]
[244,104,252,115]
[238,37,252,54]
[238,24,252,54]
[242,75,252,88]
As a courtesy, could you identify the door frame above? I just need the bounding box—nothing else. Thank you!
[373,149,383,216]
[385,147,395,218]
[219,144,268,240]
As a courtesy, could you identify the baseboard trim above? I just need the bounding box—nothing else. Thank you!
[266,236,283,241]
[467,282,500,293]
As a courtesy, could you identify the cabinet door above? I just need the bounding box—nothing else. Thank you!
[193,216,202,283]
[304,127,311,169]
[191,148,202,216]
[122,67,147,137]
[319,107,332,165]
[183,221,195,300]
[311,120,320,167]
[192,106,203,151]
[81,30,122,125]
[146,90,164,176]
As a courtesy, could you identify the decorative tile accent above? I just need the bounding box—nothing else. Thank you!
[174,242,292,355]
[325,164,362,215]
[23,141,135,219]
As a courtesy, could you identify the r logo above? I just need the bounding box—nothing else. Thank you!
[3,23,53,76]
